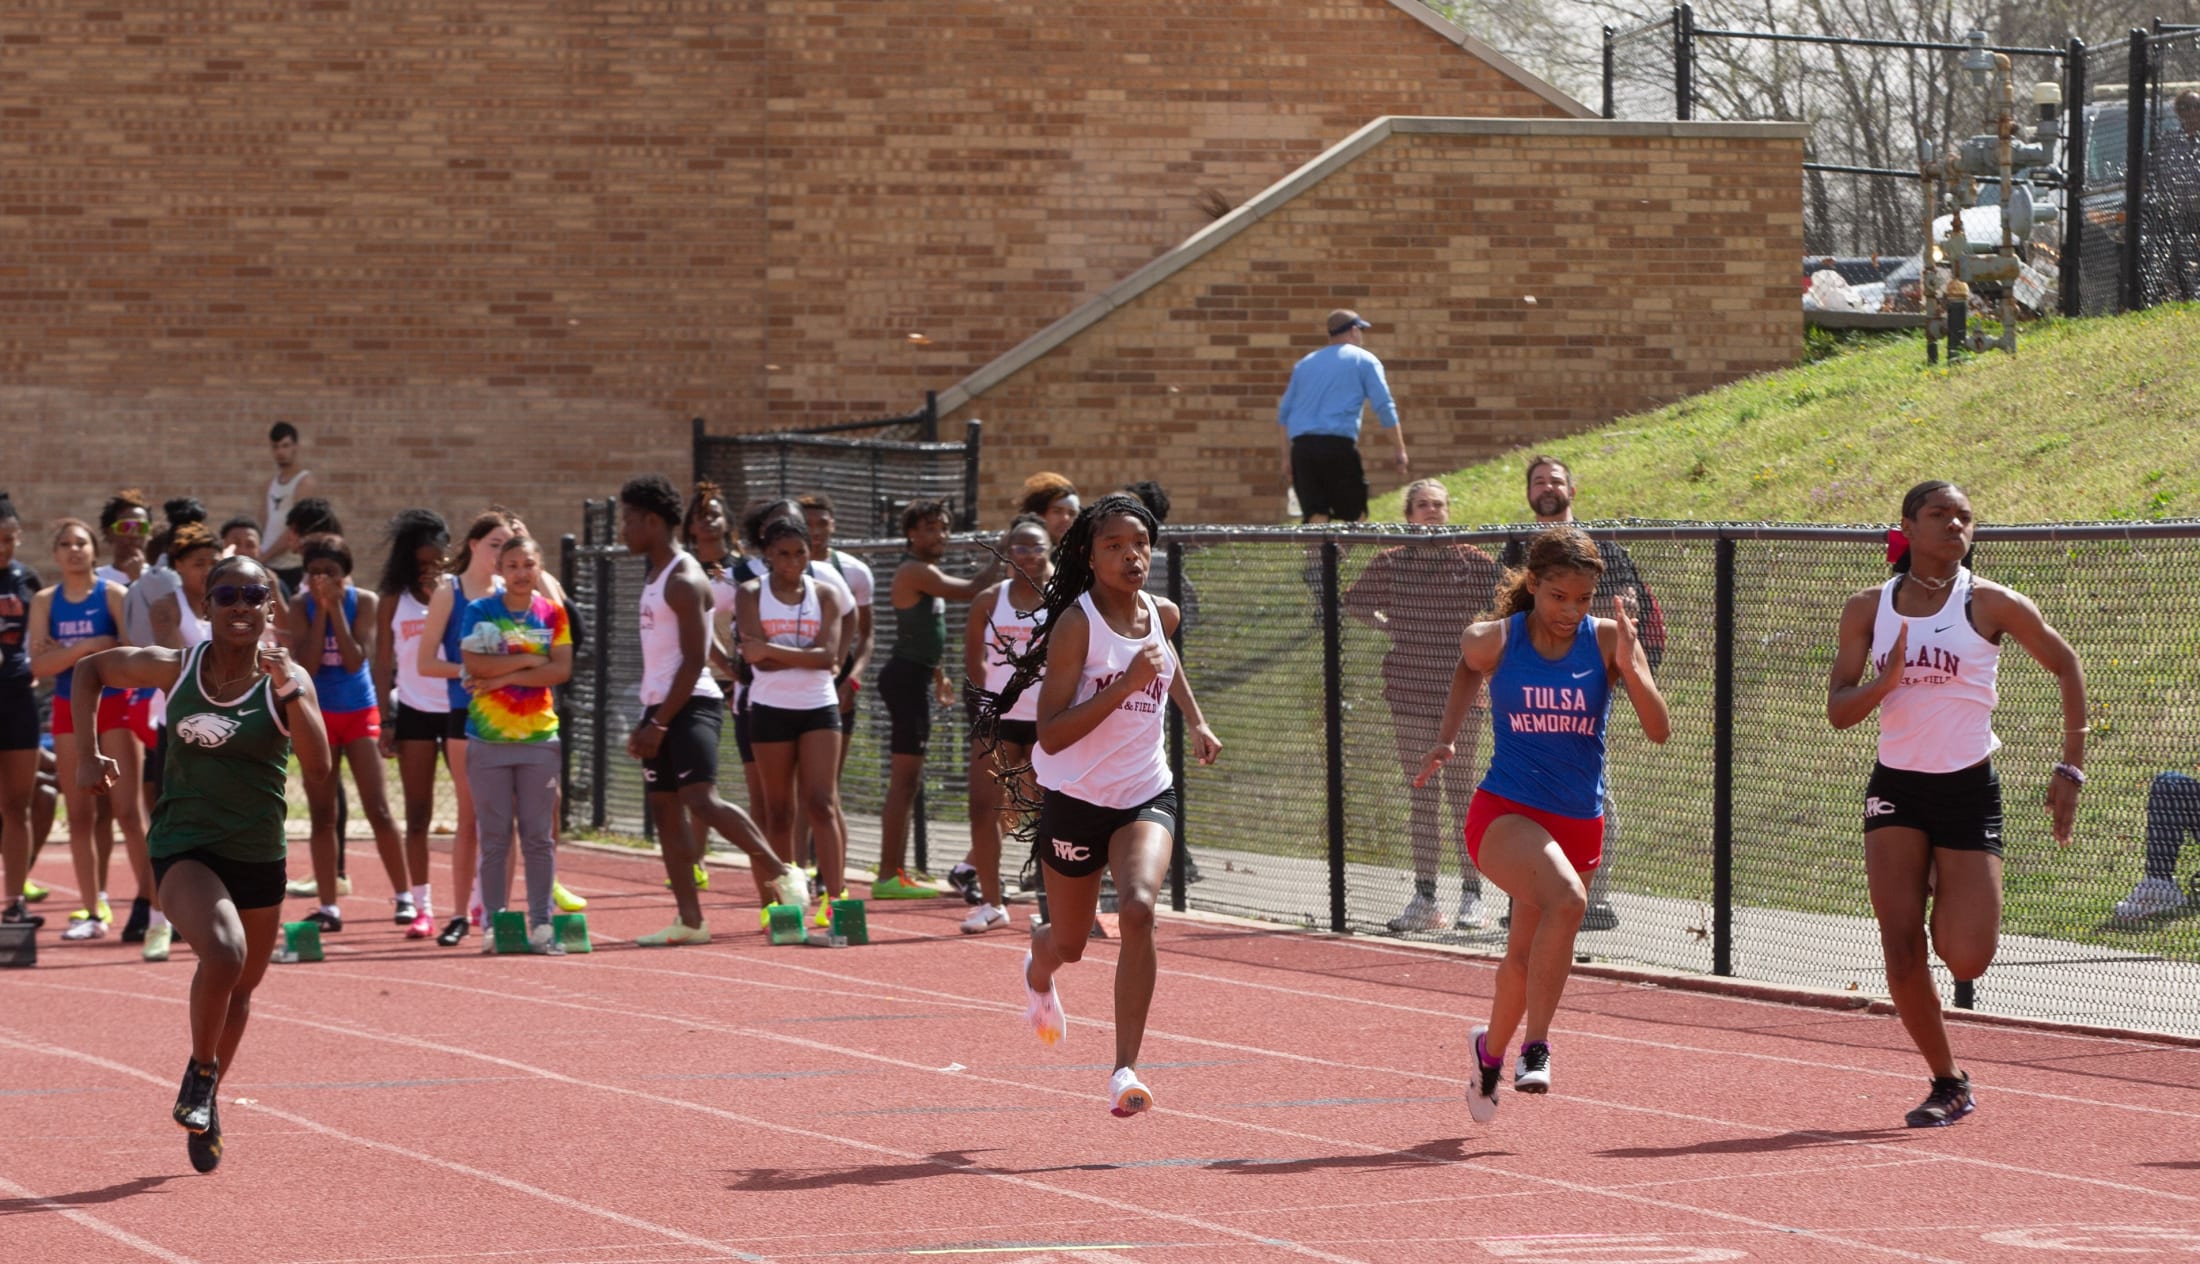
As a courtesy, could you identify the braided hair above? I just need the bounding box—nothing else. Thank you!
[378,508,450,598]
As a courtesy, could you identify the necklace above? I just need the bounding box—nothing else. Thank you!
[1909,570,1957,591]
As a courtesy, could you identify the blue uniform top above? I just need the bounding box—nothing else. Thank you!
[48,581,121,702]
[304,585,377,714]
[1276,344,1399,440]
[440,574,502,711]
[1480,613,1611,820]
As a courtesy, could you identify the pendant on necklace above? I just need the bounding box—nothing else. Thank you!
[1910,572,1954,591]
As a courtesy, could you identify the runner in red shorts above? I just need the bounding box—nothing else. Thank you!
[1417,525,1670,1122]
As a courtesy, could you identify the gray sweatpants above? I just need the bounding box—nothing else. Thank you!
[468,740,562,929]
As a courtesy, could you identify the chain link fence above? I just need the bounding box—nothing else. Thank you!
[692,415,982,539]
[559,518,2200,1039]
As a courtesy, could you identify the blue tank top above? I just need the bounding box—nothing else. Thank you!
[441,574,503,709]
[1480,612,1611,819]
[304,585,377,713]
[48,581,121,702]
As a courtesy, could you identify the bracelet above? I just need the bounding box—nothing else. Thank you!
[2052,762,2087,787]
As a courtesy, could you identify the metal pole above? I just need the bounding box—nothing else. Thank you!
[2122,30,2149,313]
[1602,24,1616,119]
[961,418,983,531]
[691,416,706,490]
[1675,4,1694,121]
[591,550,612,831]
[914,785,927,873]
[2063,38,2087,318]
[1321,538,1346,934]
[559,534,576,830]
[1167,541,1188,914]
[923,390,939,443]
[1712,535,1735,977]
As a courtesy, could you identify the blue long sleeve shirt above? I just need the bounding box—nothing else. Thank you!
[1277,344,1399,440]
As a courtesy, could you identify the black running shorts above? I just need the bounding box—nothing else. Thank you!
[748,702,841,744]
[0,682,38,753]
[1290,434,1369,523]
[393,702,465,744]
[153,849,288,911]
[642,696,722,793]
[963,690,1038,753]
[1863,760,2004,855]
[879,656,934,758]
[142,723,167,787]
[1036,785,1178,879]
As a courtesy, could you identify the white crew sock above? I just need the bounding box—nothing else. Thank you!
[411,883,431,918]
[320,903,341,919]
[149,911,168,928]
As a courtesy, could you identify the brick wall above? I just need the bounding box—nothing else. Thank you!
[942,121,1807,525]
[1,1,1571,562]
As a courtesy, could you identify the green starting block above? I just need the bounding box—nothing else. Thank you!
[763,903,808,945]
[489,910,531,955]
[829,897,867,946]
[551,912,592,954]
[274,921,324,963]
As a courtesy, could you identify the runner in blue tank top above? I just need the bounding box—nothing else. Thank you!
[1417,525,1670,1122]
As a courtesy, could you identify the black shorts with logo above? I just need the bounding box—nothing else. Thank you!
[749,701,841,744]
[1290,434,1370,523]
[394,702,466,744]
[1035,785,1179,879]
[642,696,722,793]
[1863,760,2003,856]
[152,849,288,911]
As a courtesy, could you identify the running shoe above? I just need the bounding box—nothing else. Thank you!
[528,923,566,956]
[436,915,468,947]
[1905,1073,1975,1128]
[1,899,41,929]
[870,870,937,900]
[69,899,113,924]
[172,1058,219,1133]
[960,904,1011,935]
[20,881,46,903]
[187,1095,222,1174]
[662,862,710,891]
[392,894,416,926]
[1108,1066,1153,1118]
[772,867,812,910]
[121,895,151,942]
[286,875,350,898]
[1515,1040,1552,1094]
[812,890,847,929]
[60,915,108,941]
[1387,892,1442,933]
[1456,887,1491,931]
[635,921,711,947]
[551,882,587,913]
[947,862,982,905]
[1580,902,1620,932]
[405,912,435,940]
[141,923,173,962]
[304,908,342,933]
[2114,877,2186,923]
[1466,1025,1502,1122]
[1022,951,1065,1046]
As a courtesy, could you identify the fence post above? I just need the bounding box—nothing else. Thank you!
[690,416,706,490]
[2062,38,2086,319]
[922,390,939,442]
[590,551,613,830]
[2121,30,2149,313]
[960,418,983,530]
[559,534,577,831]
[1712,534,1735,977]
[1601,24,1616,119]
[1674,4,1694,121]
[1321,538,1346,934]
[1167,540,1188,914]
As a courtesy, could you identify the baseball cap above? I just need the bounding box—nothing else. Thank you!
[1326,309,1372,336]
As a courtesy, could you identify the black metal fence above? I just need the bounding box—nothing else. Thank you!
[559,519,2200,1039]
[691,397,983,538]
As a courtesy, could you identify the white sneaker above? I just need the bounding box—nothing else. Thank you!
[529,923,566,956]
[1387,892,1442,933]
[773,866,812,910]
[61,917,109,942]
[1108,1066,1153,1118]
[1455,888,1490,931]
[1022,952,1065,1046]
[1515,1040,1552,1094]
[961,904,1011,935]
[2114,877,2186,923]
[1466,1025,1500,1123]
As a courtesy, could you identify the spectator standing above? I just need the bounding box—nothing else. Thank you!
[1276,309,1408,523]
[262,422,318,574]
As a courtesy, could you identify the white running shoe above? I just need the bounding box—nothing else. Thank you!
[1466,1025,1501,1122]
[528,923,566,956]
[1455,888,1490,931]
[61,917,109,942]
[1387,892,1442,933]
[773,866,812,910]
[1022,951,1065,1046]
[960,903,1011,935]
[2114,877,2186,923]
[1108,1066,1153,1118]
[1515,1040,1552,1094]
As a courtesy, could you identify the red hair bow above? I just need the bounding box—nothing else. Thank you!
[1885,529,1909,566]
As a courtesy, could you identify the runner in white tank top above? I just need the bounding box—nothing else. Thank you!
[639,548,724,708]
[958,514,1054,931]
[1827,480,2087,1130]
[1008,494,1221,1120]
[373,509,457,940]
[744,573,835,712]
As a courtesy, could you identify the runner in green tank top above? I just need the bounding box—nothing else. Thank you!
[75,554,330,1174]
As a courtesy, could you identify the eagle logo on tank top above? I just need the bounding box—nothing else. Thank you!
[175,712,242,748]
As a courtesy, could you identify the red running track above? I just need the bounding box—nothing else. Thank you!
[5,839,2199,1264]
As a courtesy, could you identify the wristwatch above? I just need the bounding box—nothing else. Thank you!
[273,670,305,704]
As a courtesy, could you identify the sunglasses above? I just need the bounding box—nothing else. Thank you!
[109,519,149,536]
[209,584,272,608]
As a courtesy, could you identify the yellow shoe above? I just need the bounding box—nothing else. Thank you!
[21,881,47,903]
[142,923,173,962]
[661,864,710,892]
[814,891,847,928]
[635,920,711,947]
[69,899,115,924]
[552,882,587,912]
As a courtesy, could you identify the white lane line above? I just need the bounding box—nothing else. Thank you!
[0,1171,204,1264]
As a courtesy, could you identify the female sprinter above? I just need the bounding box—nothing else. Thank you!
[416,508,513,945]
[28,520,131,940]
[75,554,329,1172]
[375,509,453,938]
[1826,480,2085,1127]
[994,493,1221,1117]
[959,513,1053,934]
[1417,525,1669,1122]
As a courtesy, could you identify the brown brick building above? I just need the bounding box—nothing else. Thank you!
[1,1,1799,555]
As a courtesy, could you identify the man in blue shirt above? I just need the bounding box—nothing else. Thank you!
[1276,309,1410,523]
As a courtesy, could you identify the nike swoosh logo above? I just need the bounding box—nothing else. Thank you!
[1932,625,1953,633]
[1571,669,1595,679]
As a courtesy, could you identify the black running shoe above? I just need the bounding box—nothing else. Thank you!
[187,1095,222,1173]
[173,1058,219,1133]
[392,895,416,926]
[1904,1073,1975,1127]
[436,915,468,947]
[2,899,42,929]
[304,908,342,933]
[1515,1040,1552,1094]
[947,863,980,905]
[121,896,152,943]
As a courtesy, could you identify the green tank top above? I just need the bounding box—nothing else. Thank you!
[891,555,948,668]
[149,642,294,864]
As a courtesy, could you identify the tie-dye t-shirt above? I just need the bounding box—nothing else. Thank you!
[458,592,570,743]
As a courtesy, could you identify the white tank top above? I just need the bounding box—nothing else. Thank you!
[392,588,448,713]
[981,582,1047,723]
[1870,567,2000,773]
[1032,590,1174,808]
[265,469,310,560]
[746,575,837,711]
[638,551,723,707]
[150,589,213,729]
